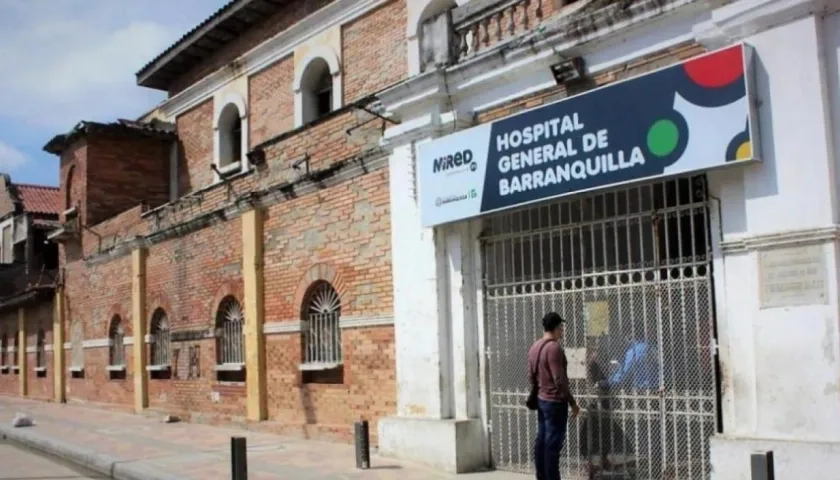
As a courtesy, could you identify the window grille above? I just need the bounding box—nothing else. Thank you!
[302,281,342,367]
[36,329,46,368]
[12,332,18,366]
[108,316,125,367]
[150,309,171,366]
[216,297,244,365]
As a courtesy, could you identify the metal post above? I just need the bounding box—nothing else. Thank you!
[231,436,247,480]
[354,420,371,469]
[751,451,775,480]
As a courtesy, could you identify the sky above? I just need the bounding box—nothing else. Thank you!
[0,0,230,186]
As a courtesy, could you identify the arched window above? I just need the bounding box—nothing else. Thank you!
[216,103,244,177]
[64,165,75,211]
[301,281,342,368]
[215,296,245,381]
[300,58,334,124]
[0,333,7,370]
[35,329,46,369]
[108,316,125,367]
[70,319,84,373]
[149,308,171,367]
[12,331,19,368]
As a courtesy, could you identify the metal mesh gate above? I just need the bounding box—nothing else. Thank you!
[482,176,717,480]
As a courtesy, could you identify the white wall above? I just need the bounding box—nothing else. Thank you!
[705,8,840,479]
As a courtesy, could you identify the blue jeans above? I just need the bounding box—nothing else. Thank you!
[535,399,569,480]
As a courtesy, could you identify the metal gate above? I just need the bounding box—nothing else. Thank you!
[482,176,717,480]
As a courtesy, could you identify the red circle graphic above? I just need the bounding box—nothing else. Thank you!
[683,45,744,88]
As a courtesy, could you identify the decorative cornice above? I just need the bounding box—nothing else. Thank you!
[339,315,394,329]
[721,225,840,254]
[83,338,111,349]
[693,0,835,49]
[160,0,388,119]
[263,321,301,335]
[262,315,394,335]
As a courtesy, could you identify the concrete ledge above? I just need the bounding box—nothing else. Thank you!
[0,424,183,480]
[377,417,488,473]
[711,434,840,480]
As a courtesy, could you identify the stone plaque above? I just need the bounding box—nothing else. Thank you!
[759,244,828,308]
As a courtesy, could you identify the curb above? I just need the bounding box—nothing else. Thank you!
[0,424,185,480]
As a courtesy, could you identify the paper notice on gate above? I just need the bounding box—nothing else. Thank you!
[566,348,587,380]
[584,301,610,337]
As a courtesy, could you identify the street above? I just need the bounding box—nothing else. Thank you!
[0,440,103,479]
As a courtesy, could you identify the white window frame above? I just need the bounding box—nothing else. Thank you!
[293,46,343,128]
[213,93,249,183]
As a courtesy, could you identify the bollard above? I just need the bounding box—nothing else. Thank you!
[231,436,248,480]
[354,420,371,469]
[750,451,774,480]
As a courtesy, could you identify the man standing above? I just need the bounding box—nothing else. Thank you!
[528,312,580,480]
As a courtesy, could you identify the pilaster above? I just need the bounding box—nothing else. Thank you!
[53,286,65,403]
[132,248,148,412]
[18,308,26,397]
[242,208,267,421]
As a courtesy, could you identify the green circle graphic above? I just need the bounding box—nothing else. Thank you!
[647,119,679,157]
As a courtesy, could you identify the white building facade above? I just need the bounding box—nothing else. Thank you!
[376,0,840,479]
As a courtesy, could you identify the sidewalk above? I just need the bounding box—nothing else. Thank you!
[0,396,528,480]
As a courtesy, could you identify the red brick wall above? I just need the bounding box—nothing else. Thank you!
[175,100,214,196]
[145,218,247,421]
[86,134,170,226]
[63,255,134,408]
[0,303,54,401]
[248,56,295,147]
[341,1,407,102]
[262,168,394,441]
[60,142,87,221]
[0,310,20,396]
[169,0,335,96]
[25,301,54,401]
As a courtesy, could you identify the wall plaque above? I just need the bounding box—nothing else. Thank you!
[759,244,828,309]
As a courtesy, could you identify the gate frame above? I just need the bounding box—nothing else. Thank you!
[476,174,727,474]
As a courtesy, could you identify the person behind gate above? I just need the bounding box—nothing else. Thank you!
[527,312,580,480]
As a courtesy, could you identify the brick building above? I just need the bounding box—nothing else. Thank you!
[35,0,405,443]
[0,174,60,403]
[3,0,839,478]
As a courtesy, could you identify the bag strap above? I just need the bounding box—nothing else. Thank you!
[530,340,551,386]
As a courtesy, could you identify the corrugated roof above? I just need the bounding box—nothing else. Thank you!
[135,0,288,91]
[14,184,60,216]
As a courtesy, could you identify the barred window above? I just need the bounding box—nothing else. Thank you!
[150,308,171,367]
[301,281,342,369]
[108,316,125,367]
[12,331,19,367]
[36,329,46,368]
[215,296,245,382]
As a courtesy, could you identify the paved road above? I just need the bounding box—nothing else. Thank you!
[0,439,104,479]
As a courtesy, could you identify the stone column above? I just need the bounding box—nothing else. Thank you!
[242,208,267,421]
[53,286,65,403]
[132,247,148,413]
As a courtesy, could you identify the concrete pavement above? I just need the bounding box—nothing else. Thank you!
[0,397,529,480]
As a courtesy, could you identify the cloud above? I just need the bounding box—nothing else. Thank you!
[0,141,28,171]
[0,0,226,133]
